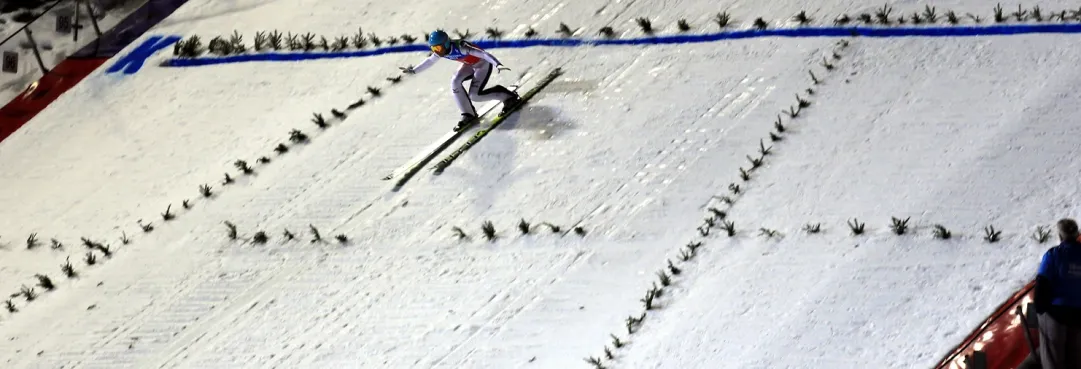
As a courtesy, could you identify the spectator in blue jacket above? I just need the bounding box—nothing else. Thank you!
[1035,218,1081,369]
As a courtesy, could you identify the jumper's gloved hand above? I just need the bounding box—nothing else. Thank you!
[496,64,511,73]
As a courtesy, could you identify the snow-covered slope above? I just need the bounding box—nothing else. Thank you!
[619,35,1081,369]
[0,0,1075,368]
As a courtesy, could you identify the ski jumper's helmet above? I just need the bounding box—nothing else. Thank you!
[428,30,451,56]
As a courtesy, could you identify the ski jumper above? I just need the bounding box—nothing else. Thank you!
[411,40,516,117]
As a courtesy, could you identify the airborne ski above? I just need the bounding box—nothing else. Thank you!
[431,67,563,174]
[385,73,535,191]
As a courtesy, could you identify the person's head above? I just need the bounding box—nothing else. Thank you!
[428,30,451,56]
[1057,218,1079,242]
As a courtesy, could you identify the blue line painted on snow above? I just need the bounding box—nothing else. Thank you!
[107,35,183,74]
[162,23,1081,68]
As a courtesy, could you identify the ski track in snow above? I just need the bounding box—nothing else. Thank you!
[0,0,1079,368]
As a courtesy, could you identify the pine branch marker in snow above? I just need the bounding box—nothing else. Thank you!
[796,94,811,108]
[224,221,238,240]
[714,12,732,28]
[933,224,952,239]
[708,207,727,220]
[182,199,192,209]
[95,244,112,258]
[35,274,54,291]
[598,26,616,39]
[283,229,296,240]
[889,216,911,235]
[784,105,800,118]
[162,204,175,221]
[274,143,289,154]
[585,356,605,369]
[573,226,587,236]
[557,23,575,38]
[984,225,1002,243]
[50,238,63,250]
[312,113,328,129]
[481,221,497,241]
[331,109,346,119]
[635,18,654,34]
[604,346,615,359]
[20,285,36,301]
[657,270,671,286]
[5,299,16,313]
[308,224,323,243]
[120,232,131,245]
[759,228,780,238]
[334,234,348,244]
[26,233,39,249]
[753,17,768,29]
[252,231,268,244]
[759,140,773,156]
[138,219,154,232]
[257,156,271,164]
[821,58,834,71]
[484,27,503,39]
[451,226,469,240]
[200,184,213,197]
[804,223,822,234]
[848,218,866,235]
[946,11,960,24]
[793,11,811,25]
[1033,225,1051,243]
[640,289,656,310]
[667,259,681,275]
[524,27,538,38]
[835,14,852,25]
[739,167,751,181]
[518,219,531,234]
[876,5,893,24]
[610,334,624,348]
[677,19,692,32]
[289,130,309,144]
[923,5,939,23]
[222,173,235,185]
[679,248,694,262]
[61,257,76,278]
[747,155,763,170]
[720,221,736,237]
[234,160,253,174]
[85,251,97,265]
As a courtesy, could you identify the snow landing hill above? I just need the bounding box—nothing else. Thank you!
[0,0,1078,368]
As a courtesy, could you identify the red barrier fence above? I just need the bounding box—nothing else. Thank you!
[935,281,1035,369]
[0,57,107,142]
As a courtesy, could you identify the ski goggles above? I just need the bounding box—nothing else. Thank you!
[431,44,448,55]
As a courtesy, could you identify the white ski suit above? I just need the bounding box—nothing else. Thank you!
[410,40,516,117]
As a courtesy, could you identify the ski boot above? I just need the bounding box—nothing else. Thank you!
[499,92,521,116]
[454,113,477,132]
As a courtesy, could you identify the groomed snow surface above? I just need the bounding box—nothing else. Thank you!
[0,0,1077,368]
